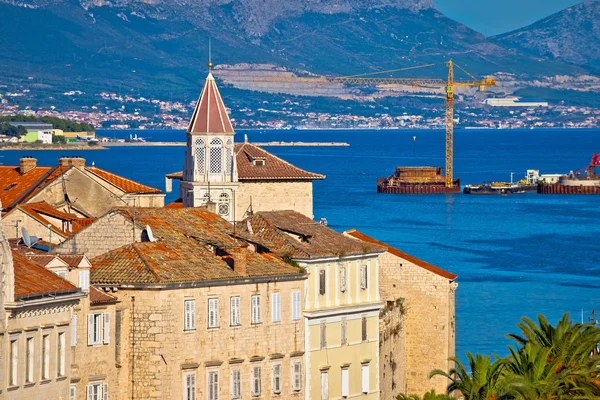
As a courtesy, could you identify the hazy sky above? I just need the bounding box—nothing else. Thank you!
[434,0,583,36]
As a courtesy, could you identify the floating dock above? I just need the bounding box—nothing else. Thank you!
[538,183,600,194]
[377,166,460,194]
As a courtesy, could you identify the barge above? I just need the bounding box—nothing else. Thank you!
[377,166,460,194]
[538,154,600,195]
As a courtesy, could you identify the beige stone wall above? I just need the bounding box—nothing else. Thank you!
[105,279,305,399]
[236,181,314,220]
[379,300,406,400]
[53,212,141,259]
[0,299,78,399]
[378,251,456,395]
[71,296,119,400]
[2,208,67,244]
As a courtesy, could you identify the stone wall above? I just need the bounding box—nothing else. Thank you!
[2,208,67,244]
[379,299,406,400]
[236,181,314,220]
[378,251,457,395]
[107,278,305,399]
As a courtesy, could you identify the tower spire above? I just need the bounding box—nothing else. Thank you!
[208,37,213,72]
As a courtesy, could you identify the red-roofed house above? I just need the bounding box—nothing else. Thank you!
[344,229,458,397]
[166,73,324,222]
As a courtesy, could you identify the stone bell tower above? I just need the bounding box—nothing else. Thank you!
[180,73,239,222]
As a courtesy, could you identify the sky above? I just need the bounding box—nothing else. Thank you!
[434,0,583,36]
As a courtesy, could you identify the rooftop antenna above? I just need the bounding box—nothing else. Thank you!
[208,37,213,72]
[21,227,39,248]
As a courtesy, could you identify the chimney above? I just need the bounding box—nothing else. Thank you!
[19,157,37,174]
[205,200,217,215]
[228,246,248,276]
[58,156,86,169]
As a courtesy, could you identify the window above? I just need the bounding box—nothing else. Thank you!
[71,314,77,346]
[79,269,90,291]
[58,332,66,376]
[361,365,369,394]
[341,317,347,345]
[230,369,241,399]
[272,364,282,394]
[70,385,77,400]
[225,139,233,175]
[208,371,219,400]
[361,316,367,342]
[230,296,240,326]
[292,361,302,391]
[271,293,281,323]
[252,366,262,396]
[360,265,368,290]
[87,383,108,400]
[341,368,349,398]
[88,313,103,345]
[184,371,196,400]
[251,295,261,324]
[103,313,111,344]
[320,371,328,400]
[340,266,347,293]
[209,138,223,174]
[26,337,34,383]
[319,270,326,295]
[184,300,196,331]
[218,192,230,217]
[320,321,326,349]
[56,269,67,279]
[292,291,301,321]
[194,138,205,173]
[42,334,50,379]
[208,298,219,328]
[10,338,18,386]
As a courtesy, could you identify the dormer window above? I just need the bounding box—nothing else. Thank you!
[253,159,265,167]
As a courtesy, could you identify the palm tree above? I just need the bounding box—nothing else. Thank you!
[430,353,519,400]
[396,390,453,400]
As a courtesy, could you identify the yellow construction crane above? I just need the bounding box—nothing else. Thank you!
[253,61,496,188]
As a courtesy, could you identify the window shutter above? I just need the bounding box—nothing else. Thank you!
[272,364,281,394]
[253,367,261,395]
[320,372,328,400]
[209,299,218,328]
[293,362,301,391]
[341,369,349,398]
[320,321,326,349]
[256,296,261,323]
[87,384,93,400]
[87,314,94,345]
[361,365,369,394]
[292,291,301,321]
[103,383,108,400]
[70,385,76,400]
[360,265,367,289]
[191,300,196,330]
[341,318,347,345]
[184,300,190,330]
[340,267,346,293]
[319,270,326,295]
[362,316,367,341]
[71,314,77,347]
[272,293,281,322]
[103,313,110,344]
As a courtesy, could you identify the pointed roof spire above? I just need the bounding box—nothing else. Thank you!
[187,73,235,135]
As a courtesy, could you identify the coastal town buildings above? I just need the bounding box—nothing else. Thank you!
[165,73,325,222]
[236,210,386,400]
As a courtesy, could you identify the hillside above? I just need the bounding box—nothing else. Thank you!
[0,0,592,103]
[493,0,600,69]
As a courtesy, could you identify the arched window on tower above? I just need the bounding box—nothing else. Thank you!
[194,138,205,176]
[209,138,223,175]
[225,139,233,177]
[218,192,230,217]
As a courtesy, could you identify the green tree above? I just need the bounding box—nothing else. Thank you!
[52,135,67,144]
[396,389,453,400]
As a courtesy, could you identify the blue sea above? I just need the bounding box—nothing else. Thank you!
[2,128,599,359]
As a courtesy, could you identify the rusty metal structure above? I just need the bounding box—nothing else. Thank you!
[538,153,600,194]
[377,166,460,194]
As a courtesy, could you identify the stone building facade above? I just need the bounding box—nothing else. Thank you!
[165,73,324,222]
[345,230,458,398]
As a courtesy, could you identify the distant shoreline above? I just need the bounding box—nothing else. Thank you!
[0,144,107,151]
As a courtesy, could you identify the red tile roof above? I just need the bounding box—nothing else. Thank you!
[164,198,183,208]
[89,286,119,304]
[7,201,96,238]
[236,211,385,259]
[12,250,78,299]
[188,73,234,134]
[344,229,457,280]
[0,165,53,209]
[86,167,161,194]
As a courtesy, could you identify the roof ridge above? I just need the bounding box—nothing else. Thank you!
[130,243,161,283]
[243,143,324,178]
[254,213,311,259]
[85,167,158,193]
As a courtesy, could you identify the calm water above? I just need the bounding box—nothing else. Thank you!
[2,128,599,359]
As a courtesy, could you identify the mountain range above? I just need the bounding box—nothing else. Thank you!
[0,0,598,103]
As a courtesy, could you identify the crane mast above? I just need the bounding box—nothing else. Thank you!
[445,60,455,188]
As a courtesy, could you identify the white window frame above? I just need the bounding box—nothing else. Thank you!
[208,370,219,400]
[230,368,241,399]
[86,382,108,400]
[230,296,240,327]
[292,291,301,321]
[272,364,282,394]
[88,313,103,345]
[79,269,90,291]
[56,269,67,279]
[341,368,349,398]
[208,298,219,329]
[184,371,197,400]
[361,364,369,394]
[26,336,34,383]
[360,265,368,290]
[58,331,66,376]
[320,371,328,400]
[271,293,281,323]
[70,385,77,400]
[103,313,111,344]
[251,295,261,324]
[252,366,262,396]
[292,361,302,392]
[42,333,50,380]
[10,337,18,386]
[184,299,196,331]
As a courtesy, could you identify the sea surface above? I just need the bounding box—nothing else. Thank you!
[2,128,599,360]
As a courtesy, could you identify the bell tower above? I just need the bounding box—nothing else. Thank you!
[180,72,239,222]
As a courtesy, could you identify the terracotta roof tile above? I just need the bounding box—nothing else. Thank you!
[236,211,385,259]
[164,198,183,208]
[89,286,119,304]
[12,251,78,299]
[86,167,161,194]
[344,229,457,280]
[0,165,53,209]
[188,73,234,134]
